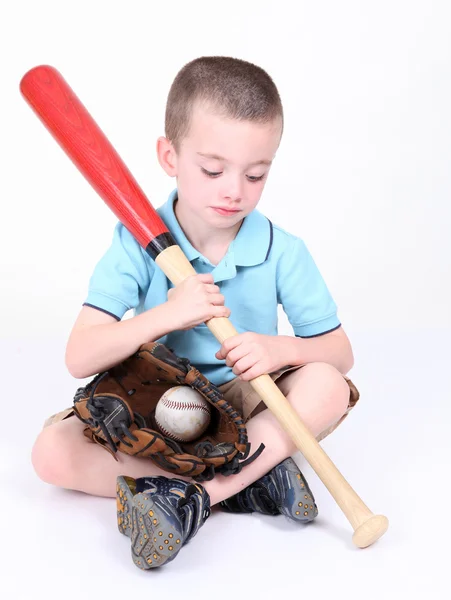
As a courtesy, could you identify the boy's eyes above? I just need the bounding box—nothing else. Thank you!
[202,168,222,177]
[201,167,265,183]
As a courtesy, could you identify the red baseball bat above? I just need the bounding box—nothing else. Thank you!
[20,65,388,548]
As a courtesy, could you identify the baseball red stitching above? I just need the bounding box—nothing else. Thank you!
[161,398,211,415]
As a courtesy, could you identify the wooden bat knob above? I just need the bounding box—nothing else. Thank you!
[352,514,389,548]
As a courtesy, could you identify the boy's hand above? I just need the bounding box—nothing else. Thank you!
[167,273,231,330]
[215,333,292,381]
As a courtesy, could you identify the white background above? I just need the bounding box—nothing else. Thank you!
[0,1,450,598]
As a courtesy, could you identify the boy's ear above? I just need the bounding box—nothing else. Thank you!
[157,136,177,176]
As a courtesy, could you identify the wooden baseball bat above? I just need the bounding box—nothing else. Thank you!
[20,65,388,548]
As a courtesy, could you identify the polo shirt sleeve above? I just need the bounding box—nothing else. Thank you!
[276,236,341,338]
[83,222,153,320]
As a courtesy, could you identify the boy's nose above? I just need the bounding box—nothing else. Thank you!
[222,178,243,203]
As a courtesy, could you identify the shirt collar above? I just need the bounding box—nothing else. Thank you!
[157,189,272,268]
[231,208,272,267]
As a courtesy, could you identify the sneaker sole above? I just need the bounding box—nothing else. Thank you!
[116,476,184,570]
[272,459,318,523]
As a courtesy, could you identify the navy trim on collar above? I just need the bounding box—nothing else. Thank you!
[158,189,272,267]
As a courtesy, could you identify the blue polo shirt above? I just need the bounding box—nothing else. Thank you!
[84,189,341,385]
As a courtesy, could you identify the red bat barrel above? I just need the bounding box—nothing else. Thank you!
[20,65,175,259]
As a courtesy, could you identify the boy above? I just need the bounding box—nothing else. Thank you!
[32,56,359,569]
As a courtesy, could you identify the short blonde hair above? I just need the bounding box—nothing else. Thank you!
[165,56,283,150]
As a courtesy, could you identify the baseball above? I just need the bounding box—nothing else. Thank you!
[155,386,211,442]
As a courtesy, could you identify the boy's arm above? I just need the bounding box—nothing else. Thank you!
[283,326,354,375]
[65,304,177,378]
[66,221,171,378]
[275,236,353,374]
[66,273,230,379]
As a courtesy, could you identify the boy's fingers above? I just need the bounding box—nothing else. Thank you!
[232,354,255,375]
[206,284,220,294]
[239,366,262,381]
[209,305,229,319]
[226,346,249,366]
[215,335,243,360]
[210,293,225,305]
[196,273,214,283]
[222,335,242,352]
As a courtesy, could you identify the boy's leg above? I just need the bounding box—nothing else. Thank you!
[204,362,352,505]
[32,362,351,501]
[32,417,194,496]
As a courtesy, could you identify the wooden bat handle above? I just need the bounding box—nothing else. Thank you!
[158,246,389,548]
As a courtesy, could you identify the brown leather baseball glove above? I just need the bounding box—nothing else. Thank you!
[72,342,264,482]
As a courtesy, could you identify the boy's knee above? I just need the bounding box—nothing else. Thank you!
[302,362,350,418]
[31,425,73,486]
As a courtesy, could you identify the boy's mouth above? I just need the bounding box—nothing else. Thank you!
[211,207,241,216]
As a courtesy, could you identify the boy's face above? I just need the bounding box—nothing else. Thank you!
[165,102,282,230]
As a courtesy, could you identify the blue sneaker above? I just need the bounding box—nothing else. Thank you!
[116,475,210,570]
[220,458,318,523]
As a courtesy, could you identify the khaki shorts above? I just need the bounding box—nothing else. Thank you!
[44,365,359,444]
[219,365,360,442]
